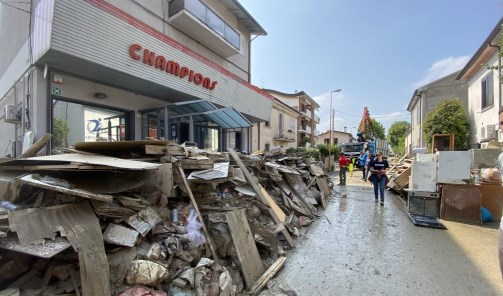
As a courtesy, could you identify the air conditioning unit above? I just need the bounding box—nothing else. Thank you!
[486,124,496,139]
[4,104,21,124]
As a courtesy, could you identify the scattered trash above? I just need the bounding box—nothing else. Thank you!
[0,140,332,295]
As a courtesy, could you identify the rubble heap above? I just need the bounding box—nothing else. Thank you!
[0,140,332,296]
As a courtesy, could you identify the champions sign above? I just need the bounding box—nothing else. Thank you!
[128,44,218,91]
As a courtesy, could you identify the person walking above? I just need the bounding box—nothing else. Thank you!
[364,152,374,181]
[348,157,355,177]
[358,151,368,180]
[369,152,389,205]
[338,154,350,185]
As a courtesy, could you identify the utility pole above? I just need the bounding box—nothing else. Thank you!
[329,89,342,171]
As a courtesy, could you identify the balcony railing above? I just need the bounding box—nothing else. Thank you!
[300,109,312,119]
[314,114,320,123]
[273,129,296,142]
[169,0,240,57]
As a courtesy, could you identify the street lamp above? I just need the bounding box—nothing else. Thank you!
[351,126,357,140]
[329,89,342,171]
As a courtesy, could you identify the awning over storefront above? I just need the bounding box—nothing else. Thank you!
[168,100,252,129]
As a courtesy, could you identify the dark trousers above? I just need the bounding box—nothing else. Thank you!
[362,167,366,178]
[339,167,347,184]
[372,176,386,200]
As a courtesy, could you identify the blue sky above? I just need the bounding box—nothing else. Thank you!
[240,0,502,135]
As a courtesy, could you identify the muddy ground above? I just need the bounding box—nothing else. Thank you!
[259,171,502,296]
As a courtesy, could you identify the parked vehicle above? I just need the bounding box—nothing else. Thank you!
[340,139,390,167]
[340,107,390,166]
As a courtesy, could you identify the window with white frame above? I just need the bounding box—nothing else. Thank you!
[481,72,494,110]
[290,118,295,131]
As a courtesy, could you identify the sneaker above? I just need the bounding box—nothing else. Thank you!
[380,201,384,206]
[374,199,378,202]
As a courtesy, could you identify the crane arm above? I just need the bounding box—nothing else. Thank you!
[358,107,374,142]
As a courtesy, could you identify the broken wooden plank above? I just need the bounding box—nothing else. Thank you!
[260,186,286,224]
[181,158,214,170]
[19,133,52,158]
[18,174,113,202]
[156,163,176,197]
[228,149,294,248]
[283,173,317,212]
[3,154,160,170]
[250,256,287,296]
[8,203,110,295]
[225,209,265,289]
[176,165,219,262]
[309,163,325,177]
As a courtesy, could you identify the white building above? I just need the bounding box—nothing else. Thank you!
[0,0,273,155]
[406,71,468,151]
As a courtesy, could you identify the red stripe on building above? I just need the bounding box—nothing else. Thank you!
[83,0,274,100]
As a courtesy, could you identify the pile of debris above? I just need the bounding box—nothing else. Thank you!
[386,154,413,196]
[0,139,332,295]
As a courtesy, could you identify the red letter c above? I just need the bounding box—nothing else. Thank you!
[129,44,142,60]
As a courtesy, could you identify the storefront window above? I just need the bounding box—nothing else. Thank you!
[141,109,166,140]
[52,99,126,149]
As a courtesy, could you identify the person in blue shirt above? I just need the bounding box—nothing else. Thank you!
[369,152,389,206]
[358,151,368,180]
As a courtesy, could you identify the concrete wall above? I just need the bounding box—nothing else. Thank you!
[251,101,298,151]
[467,54,500,147]
[0,1,30,79]
[409,73,468,148]
[104,0,250,81]
[318,131,352,145]
[410,98,422,148]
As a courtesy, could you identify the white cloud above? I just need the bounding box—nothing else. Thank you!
[373,111,410,122]
[412,56,470,89]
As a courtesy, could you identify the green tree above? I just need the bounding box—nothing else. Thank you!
[53,118,70,149]
[360,119,386,140]
[394,137,405,155]
[423,99,469,150]
[299,136,310,147]
[387,121,410,146]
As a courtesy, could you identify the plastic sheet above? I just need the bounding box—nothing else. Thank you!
[187,209,206,247]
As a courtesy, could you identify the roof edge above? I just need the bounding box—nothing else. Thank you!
[231,0,267,36]
[456,16,503,80]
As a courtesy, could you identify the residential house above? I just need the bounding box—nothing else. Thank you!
[251,98,299,152]
[262,89,320,147]
[318,130,353,146]
[456,17,503,148]
[406,71,468,151]
[0,0,272,155]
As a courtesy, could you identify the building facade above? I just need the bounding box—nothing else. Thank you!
[406,71,468,151]
[0,0,273,156]
[456,17,503,148]
[251,98,299,152]
[317,130,353,146]
[261,89,320,147]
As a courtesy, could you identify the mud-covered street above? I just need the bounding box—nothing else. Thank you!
[260,172,503,296]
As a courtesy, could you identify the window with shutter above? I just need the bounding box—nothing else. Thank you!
[481,72,494,109]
